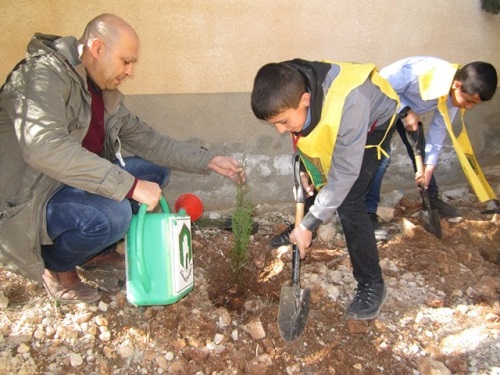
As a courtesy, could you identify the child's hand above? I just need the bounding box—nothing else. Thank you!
[414,171,425,189]
[289,224,313,259]
[300,172,315,197]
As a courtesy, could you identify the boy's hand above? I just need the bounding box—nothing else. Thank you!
[300,171,315,197]
[289,223,312,259]
[414,164,436,190]
[208,156,246,183]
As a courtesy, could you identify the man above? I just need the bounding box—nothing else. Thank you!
[0,14,244,304]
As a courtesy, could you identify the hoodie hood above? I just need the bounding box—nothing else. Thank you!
[284,59,331,137]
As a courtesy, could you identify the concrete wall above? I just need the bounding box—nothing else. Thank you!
[1,1,499,210]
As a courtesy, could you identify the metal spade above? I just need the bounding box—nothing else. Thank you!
[278,153,311,342]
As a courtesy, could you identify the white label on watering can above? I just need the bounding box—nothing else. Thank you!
[170,216,193,293]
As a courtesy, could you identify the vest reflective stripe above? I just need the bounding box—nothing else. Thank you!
[296,61,399,189]
[419,62,496,202]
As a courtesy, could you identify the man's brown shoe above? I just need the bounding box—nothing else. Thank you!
[81,248,125,270]
[42,269,100,304]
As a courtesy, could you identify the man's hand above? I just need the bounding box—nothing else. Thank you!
[289,223,313,259]
[131,180,162,211]
[208,156,246,183]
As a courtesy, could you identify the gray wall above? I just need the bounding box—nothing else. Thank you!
[125,92,500,212]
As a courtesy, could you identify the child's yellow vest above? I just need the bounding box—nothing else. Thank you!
[419,64,495,202]
[295,61,398,189]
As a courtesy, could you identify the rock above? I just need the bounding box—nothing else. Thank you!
[167,358,187,373]
[118,341,135,358]
[216,307,231,328]
[98,301,108,312]
[416,357,451,375]
[425,292,445,308]
[243,318,266,339]
[155,354,169,370]
[310,282,326,304]
[17,343,30,354]
[346,319,370,334]
[400,218,417,237]
[473,276,498,299]
[182,347,209,362]
[69,352,83,367]
[377,206,395,222]
[445,356,468,373]
[492,213,500,224]
[244,299,264,312]
[213,333,224,345]
[381,189,404,207]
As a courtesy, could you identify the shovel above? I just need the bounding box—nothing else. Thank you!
[277,153,311,342]
[406,123,443,239]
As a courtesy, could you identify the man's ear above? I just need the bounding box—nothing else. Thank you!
[300,92,311,107]
[89,38,105,58]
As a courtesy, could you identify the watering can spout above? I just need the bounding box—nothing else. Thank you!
[174,193,204,221]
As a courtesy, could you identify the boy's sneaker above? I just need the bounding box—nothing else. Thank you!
[269,222,317,248]
[347,280,387,320]
[369,213,388,241]
[428,197,461,218]
[270,223,294,248]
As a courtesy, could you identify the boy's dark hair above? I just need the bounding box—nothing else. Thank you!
[455,62,497,101]
[251,62,307,120]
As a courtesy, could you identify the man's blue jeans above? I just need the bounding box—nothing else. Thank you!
[41,157,170,272]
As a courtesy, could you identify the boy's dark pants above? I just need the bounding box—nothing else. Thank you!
[337,120,395,285]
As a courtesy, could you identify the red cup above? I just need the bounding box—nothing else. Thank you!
[174,193,204,221]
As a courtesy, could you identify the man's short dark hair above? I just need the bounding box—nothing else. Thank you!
[251,63,307,120]
[455,62,497,101]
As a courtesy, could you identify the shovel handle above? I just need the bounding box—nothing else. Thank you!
[406,122,425,188]
[292,153,306,286]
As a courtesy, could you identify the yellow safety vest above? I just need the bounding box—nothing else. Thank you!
[419,64,495,202]
[295,61,399,189]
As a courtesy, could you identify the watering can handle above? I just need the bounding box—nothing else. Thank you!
[135,196,171,292]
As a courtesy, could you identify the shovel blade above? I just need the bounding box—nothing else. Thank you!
[278,284,311,342]
[421,209,442,239]
[420,190,442,239]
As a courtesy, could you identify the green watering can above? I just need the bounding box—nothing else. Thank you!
[125,196,195,306]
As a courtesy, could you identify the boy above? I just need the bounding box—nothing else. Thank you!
[251,59,399,320]
[366,57,498,227]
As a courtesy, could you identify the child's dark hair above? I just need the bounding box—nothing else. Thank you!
[251,62,307,120]
[455,62,497,101]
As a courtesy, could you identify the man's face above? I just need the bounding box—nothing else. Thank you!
[94,31,139,91]
[266,92,310,134]
[450,80,482,110]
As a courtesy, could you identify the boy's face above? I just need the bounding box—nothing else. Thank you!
[266,92,310,134]
[450,80,481,110]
